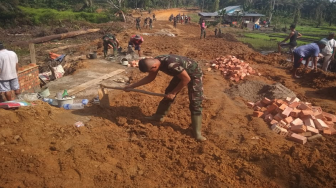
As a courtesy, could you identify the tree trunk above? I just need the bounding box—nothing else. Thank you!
[269,0,275,22]
[11,29,100,46]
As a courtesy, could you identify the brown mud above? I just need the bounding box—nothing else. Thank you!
[1,9,336,188]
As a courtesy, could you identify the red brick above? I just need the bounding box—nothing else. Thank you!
[312,106,323,114]
[274,113,283,121]
[289,102,300,108]
[270,119,278,126]
[297,102,312,110]
[261,97,272,105]
[255,101,264,107]
[284,116,294,124]
[276,104,287,113]
[299,132,312,137]
[247,102,254,108]
[325,121,334,126]
[278,120,287,128]
[288,133,307,144]
[322,112,336,122]
[330,127,336,135]
[291,125,307,133]
[314,119,329,130]
[267,103,278,113]
[281,107,293,118]
[275,99,284,106]
[290,118,304,126]
[289,97,300,104]
[253,111,263,118]
[303,118,316,128]
[323,129,332,135]
[299,110,314,119]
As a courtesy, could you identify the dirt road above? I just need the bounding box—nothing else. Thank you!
[1,9,336,188]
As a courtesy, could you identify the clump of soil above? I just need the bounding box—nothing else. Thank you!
[217,33,238,42]
[54,27,69,34]
[225,80,296,102]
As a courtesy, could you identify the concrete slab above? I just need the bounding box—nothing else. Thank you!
[46,58,135,101]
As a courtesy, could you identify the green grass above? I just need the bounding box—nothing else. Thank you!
[188,13,200,24]
[19,6,112,25]
[236,23,336,51]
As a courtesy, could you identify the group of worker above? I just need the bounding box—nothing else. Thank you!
[277,24,336,78]
[135,13,155,31]
[170,13,191,28]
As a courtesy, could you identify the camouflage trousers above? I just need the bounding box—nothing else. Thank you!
[104,42,117,57]
[136,23,141,30]
[200,29,206,39]
[156,70,204,116]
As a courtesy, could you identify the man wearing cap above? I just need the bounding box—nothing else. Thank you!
[292,40,327,78]
[102,33,120,58]
[123,55,206,142]
[320,33,336,71]
[128,35,144,57]
[0,42,21,101]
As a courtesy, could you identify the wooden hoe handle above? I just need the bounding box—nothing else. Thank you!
[100,84,166,97]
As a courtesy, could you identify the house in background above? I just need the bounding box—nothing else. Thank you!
[198,5,264,24]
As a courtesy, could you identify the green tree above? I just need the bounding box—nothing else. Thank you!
[213,0,219,11]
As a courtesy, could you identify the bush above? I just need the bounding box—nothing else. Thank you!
[19,6,112,25]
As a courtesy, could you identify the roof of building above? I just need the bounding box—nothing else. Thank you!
[199,5,264,18]
[198,12,219,17]
[218,6,241,14]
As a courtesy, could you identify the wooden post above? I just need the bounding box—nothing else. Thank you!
[29,43,36,64]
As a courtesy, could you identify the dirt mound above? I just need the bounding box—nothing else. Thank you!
[301,69,336,88]
[218,33,238,42]
[226,80,296,102]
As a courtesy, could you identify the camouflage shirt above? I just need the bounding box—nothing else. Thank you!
[155,55,202,77]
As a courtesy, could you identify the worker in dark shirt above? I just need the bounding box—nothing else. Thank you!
[149,18,153,30]
[102,33,119,58]
[173,17,177,28]
[278,24,302,61]
[123,55,207,141]
[135,17,141,31]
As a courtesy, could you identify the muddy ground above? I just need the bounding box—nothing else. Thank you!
[1,8,336,188]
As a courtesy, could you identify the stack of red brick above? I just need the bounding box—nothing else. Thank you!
[207,55,259,82]
[248,97,336,144]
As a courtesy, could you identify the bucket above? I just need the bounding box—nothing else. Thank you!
[57,98,74,108]
[87,52,97,59]
[120,58,128,65]
[39,87,50,98]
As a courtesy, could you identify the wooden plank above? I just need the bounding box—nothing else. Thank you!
[67,69,125,95]
[29,43,36,64]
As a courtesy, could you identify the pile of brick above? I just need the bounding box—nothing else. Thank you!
[129,60,139,67]
[207,55,259,82]
[248,97,336,144]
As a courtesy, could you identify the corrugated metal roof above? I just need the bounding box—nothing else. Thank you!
[199,5,264,18]
[244,13,265,17]
[218,6,241,14]
[198,12,219,17]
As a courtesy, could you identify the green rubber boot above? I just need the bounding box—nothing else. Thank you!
[145,101,171,122]
[191,115,207,141]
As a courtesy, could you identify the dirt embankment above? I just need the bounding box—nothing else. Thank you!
[1,8,336,188]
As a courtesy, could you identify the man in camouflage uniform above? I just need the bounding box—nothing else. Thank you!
[123,54,206,141]
[149,18,153,30]
[135,17,141,31]
[102,33,119,58]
